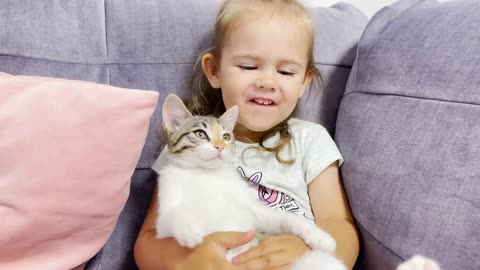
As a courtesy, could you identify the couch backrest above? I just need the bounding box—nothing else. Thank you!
[0,0,367,167]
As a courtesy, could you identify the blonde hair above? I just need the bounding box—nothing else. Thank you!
[189,0,321,165]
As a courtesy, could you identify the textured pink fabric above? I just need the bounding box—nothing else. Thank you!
[0,73,159,270]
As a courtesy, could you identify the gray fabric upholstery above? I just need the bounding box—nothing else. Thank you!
[0,1,367,269]
[299,3,367,133]
[335,0,480,269]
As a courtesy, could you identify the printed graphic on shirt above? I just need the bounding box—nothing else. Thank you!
[237,166,302,215]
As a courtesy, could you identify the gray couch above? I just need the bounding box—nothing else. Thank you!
[336,1,480,269]
[1,0,478,269]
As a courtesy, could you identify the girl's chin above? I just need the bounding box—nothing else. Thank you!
[234,121,281,140]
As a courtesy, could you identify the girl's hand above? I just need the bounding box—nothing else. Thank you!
[175,231,255,270]
[233,234,309,270]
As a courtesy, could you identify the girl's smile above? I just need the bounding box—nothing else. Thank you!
[249,97,275,106]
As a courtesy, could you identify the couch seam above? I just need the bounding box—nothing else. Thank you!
[0,53,352,68]
[96,248,103,270]
[315,63,352,68]
[104,0,111,84]
[355,221,404,261]
[343,91,480,107]
[0,53,196,65]
[90,248,103,270]
[0,53,199,65]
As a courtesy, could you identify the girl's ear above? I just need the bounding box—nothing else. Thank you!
[219,106,238,132]
[162,94,193,132]
[299,70,314,97]
[202,53,221,89]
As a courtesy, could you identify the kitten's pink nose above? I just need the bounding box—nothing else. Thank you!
[214,145,224,152]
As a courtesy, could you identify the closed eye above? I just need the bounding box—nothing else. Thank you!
[278,70,295,76]
[238,65,257,71]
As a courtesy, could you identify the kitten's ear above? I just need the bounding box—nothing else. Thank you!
[219,106,238,132]
[162,94,193,132]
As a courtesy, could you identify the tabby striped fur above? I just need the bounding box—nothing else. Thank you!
[162,94,238,169]
[168,116,233,155]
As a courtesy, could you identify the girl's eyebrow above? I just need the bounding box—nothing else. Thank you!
[231,54,258,61]
[232,54,303,68]
[279,60,303,68]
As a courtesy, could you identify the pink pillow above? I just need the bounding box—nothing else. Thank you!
[0,73,159,270]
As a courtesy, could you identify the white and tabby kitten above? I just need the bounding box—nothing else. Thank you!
[155,94,440,270]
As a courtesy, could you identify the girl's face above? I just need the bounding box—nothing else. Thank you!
[202,15,312,142]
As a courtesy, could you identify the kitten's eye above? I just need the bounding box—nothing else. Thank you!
[223,133,232,141]
[194,130,208,140]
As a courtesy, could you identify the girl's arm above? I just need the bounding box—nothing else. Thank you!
[134,183,254,270]
[308,161,360,269]
[134,184,192,270]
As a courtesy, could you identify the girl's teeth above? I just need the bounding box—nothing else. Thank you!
[254,99,272,105]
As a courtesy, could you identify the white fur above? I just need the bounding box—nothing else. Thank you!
[397,255,441,270]
[156,151,342,269]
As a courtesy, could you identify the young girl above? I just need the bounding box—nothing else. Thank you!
[134,0,360,269]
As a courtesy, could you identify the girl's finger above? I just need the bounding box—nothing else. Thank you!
[233,236,286,264]
[233,243,280,265]
[207,231,256,250]
[235,251,290,270]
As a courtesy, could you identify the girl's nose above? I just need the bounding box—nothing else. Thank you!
[255,77,277,91]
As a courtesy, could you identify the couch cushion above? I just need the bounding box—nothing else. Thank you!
[335,0,480,269]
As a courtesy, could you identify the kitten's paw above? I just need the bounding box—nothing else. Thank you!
[301,225,336,253]
[172,214,206,248]
[397,255,440,270]
[175,230,205,248]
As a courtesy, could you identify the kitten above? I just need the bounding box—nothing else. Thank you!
[155,94,440,270]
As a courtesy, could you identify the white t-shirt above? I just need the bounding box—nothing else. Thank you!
[151,118,343,220]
